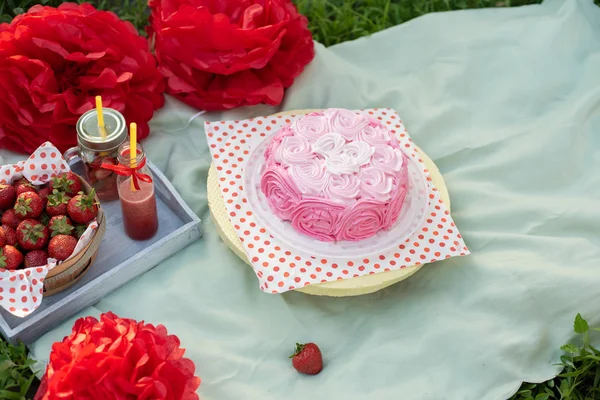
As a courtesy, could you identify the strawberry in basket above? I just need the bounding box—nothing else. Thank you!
[0,142,104,318]
[0,174,98,270]
[14,192,43,219]
[0,148,100,273]
[16,220,49,251]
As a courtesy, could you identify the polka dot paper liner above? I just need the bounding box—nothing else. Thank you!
[0,142,98,318]
[204,109,470,293]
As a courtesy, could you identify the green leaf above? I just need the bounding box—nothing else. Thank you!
[560,355,575,369]
[559,366,588,378]
[574,313,589,334]
[0,354,15,373]
[11,7,23,15]
[0,389,22,399]
[558,378,570,397]
[535,394,550,400]
[561,344,579,354]
[581,354,600,362]
[588,344,600,355]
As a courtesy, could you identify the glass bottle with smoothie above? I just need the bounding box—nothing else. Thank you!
[115,142,159,240]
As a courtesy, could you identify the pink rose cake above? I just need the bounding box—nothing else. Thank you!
[260,108,409,242]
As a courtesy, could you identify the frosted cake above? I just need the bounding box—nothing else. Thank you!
[260,108,409,242]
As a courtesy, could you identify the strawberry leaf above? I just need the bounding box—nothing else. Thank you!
[50,217,73,237]
[290,343,305,358]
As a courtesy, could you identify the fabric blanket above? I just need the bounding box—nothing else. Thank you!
[10,0,600,398]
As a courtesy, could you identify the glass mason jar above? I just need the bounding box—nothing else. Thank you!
[64,108,128,202]
[116,142,159,241]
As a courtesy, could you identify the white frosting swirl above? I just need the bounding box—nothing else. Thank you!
[323,174,361,205]
[371,146,404,174]
[359,167,393,201]
[324,141,374,175]
[275,136,314,164]
[314,132,346,157]
[342,142,374,165]
[292,114,329,141]
[325,108,368,141]
[287,158,330,196]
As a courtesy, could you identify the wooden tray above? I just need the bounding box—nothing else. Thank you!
[208,109,451,297]
[0,160,202,344]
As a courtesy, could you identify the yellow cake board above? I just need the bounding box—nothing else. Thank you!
[207,110,451,297]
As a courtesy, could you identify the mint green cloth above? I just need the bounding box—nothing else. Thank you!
[20,0,600,398]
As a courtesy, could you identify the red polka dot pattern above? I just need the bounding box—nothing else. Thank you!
[205,109,470,293]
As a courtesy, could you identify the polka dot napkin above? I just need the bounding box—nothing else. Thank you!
[0,142,98,317]
[205,109,469,293]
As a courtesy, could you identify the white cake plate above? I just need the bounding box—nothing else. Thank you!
[207,110,451,297]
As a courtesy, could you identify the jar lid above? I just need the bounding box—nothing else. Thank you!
[76,108,127,152]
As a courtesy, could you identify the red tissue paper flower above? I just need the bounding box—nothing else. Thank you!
[0,3,165,154]
[148,0,315,110]
[34,312,201,400]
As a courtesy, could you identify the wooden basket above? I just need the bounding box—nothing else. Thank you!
[43,175,106,297]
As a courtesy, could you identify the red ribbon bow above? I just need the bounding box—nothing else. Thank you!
[100,158,152,191]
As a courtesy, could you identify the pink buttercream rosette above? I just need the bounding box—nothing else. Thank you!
[261,109,409,242]
[0,142,98,317]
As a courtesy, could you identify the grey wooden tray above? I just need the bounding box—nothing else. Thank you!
[0,160,202,344]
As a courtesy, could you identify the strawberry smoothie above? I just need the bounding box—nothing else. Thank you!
[119,178,158,240]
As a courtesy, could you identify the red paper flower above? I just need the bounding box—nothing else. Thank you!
[0,3,165,154]
[148,0,314,110]
[34,312,201,400]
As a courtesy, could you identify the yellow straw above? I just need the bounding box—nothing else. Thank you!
[130,122,137,191]
[95,96,107,138]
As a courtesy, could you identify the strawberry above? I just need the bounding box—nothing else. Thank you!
[50,172,81,197]
[14,179,36,195]
[14,192,43,219]
[24,250,48,268]
[290,343,323,375]
[17,219,49,251]
[93,169,113,181]
[48,234,77,261]
[46,190,70,216]
[89,156,104,169]
[0,245,23,270]
[48,215,73,237]
[0,184,16,210]
[38,187,52,208]
[67,189,98,224]
[1,226,17,246]
[74,224,87,239]
[0,227,5,248]
[1,208,21,229]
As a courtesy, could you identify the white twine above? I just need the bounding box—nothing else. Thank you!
[161,110,207,133]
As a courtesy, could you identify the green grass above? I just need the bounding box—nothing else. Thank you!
[2,0,600,398]
[0,340,38,400]
[5,0,598,46]
[294,0,545,47]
